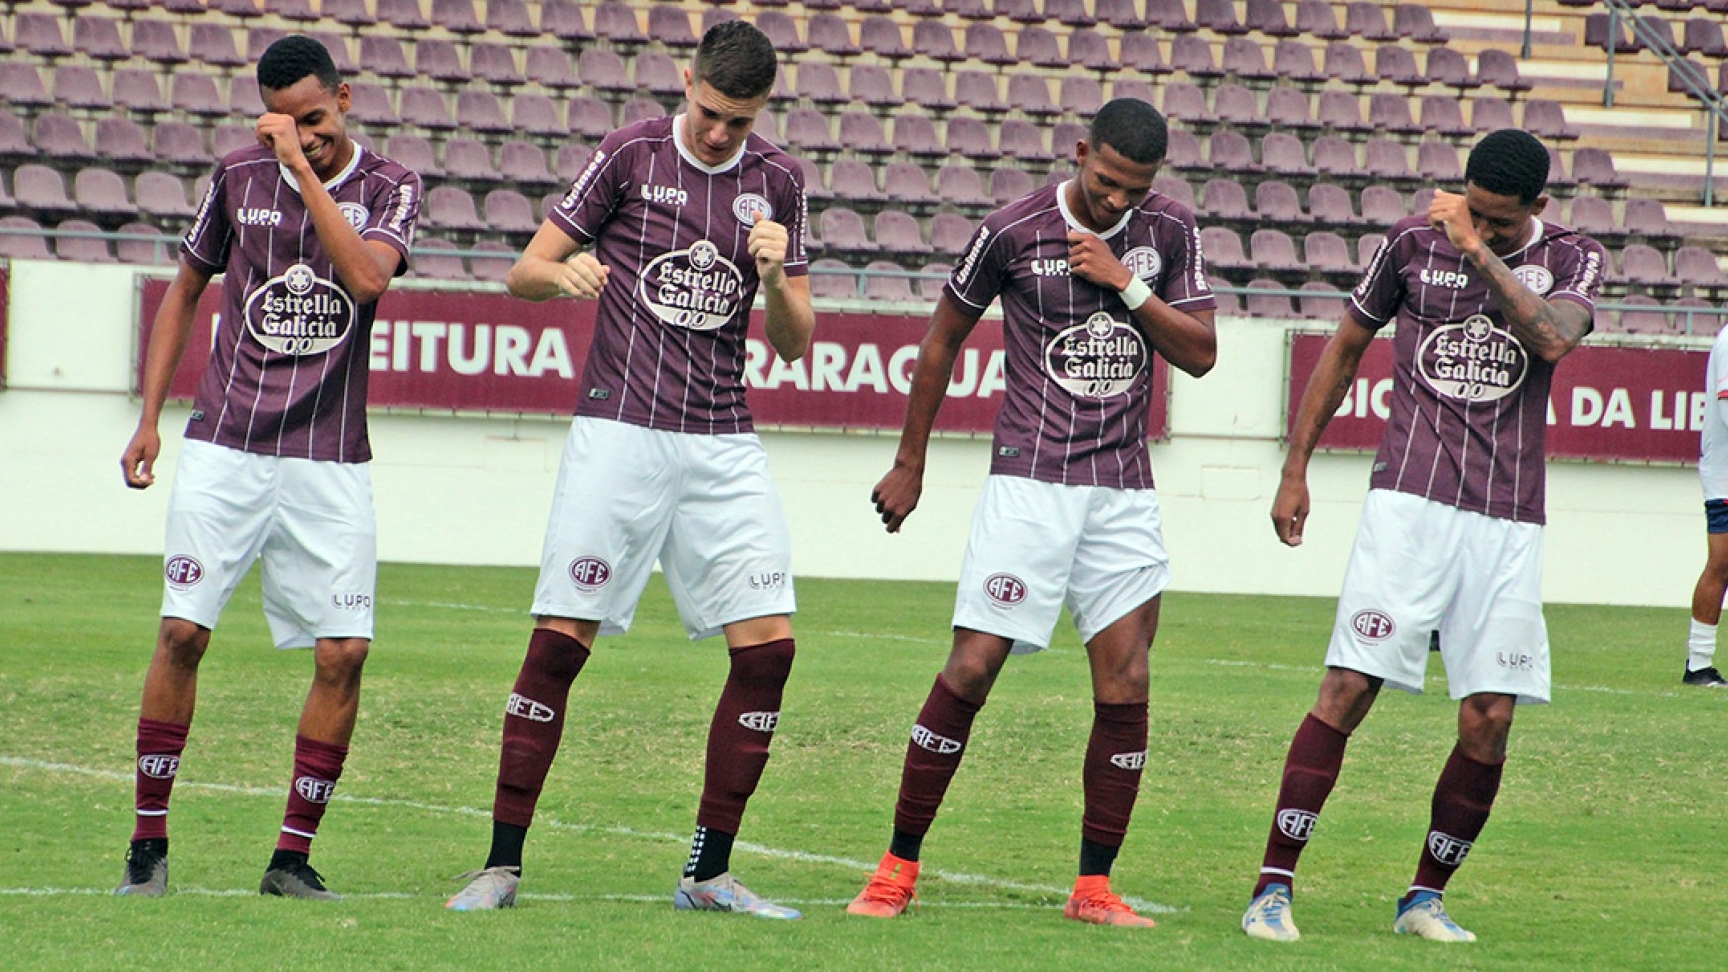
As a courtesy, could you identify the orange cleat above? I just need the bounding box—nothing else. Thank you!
[846,852,919,918]
[1063,875,1157,928]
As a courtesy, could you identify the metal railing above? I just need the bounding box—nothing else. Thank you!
[1598,0,1728,205]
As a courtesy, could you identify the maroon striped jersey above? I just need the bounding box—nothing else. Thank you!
[945,182,1214,488]
[1351,215,1606,524]
[548,114,809,434]
[180,144,420,463]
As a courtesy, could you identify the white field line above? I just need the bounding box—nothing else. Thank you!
[0,756,1177,914]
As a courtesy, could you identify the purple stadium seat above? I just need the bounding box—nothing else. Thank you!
[424,186,487,233]
[1273,40,1325,84]
[455,91,511,134]
[795,62,846,105]
[1363,139,1413,180]
[1256,181,1310,224]
[55,219,115,263]
[809,259,859,300]
[1676,246,1728,288]
[991,167,1035,204]
[1052,121,1088,155]
[1476,49,1533,92]
[888,114,940,158]
[485,0,537,35]
[210,0,262,16]
[848,64,897,107]
[500,141,556,187]
[540,0,594,41]
[620,98,662,127]
[1059,77,1106,117]
[1294,0,1349,39]
[1202,179,1253,220]
[1018,26,1068,68]
[346,83,399,126]
[954,70,1006,113]
[49,65,106,111]
[472,44,524,87]
[798,157,833,202]
[1471,98,1516,133]
[1292,281,1345,320]
[211,125,255,159]
[244,26,288,65]
[109,69,168,116]
[881,161,938,205]
[863,261,917,302]
[1265,86,1317,129]
[95,118,153,164]
[1311,136,1360,176]
[820,208,876,253]
[1673,298,1726,336]
[1317,90,1368,132]
[1201,226,1248,268]
[914,20,964,61]
[945,0,992,19]
[1247,0,1299,36]
[1171,34,1223,79]
[1000,119,1055,163]
[1424,48,1481,90]
[115,222,176,266]
[1416,141,1462,181]
[945,115,997,159]
[136,171,195,220]
[1303,231,1354,271]
[1572,148,1629,191]
[874,210,931,255]
[1165,129,1203,169]
[1619,244,1674,287]
[510,94,565,138]
[0,216,53,260]
[593,1,648,46]
[1307,182,1360,226]
[1209,277,1241,315]
[1523,100,1580,140]
[1046,0,1097,27]
[1567,195,1616,236]
[188,23,244,67]
[936,165,991,207]
[14,165,77,212]
[358,36,414,79]
[1162,82,1215,125]
[838,111,893,157]
[153,122,209,168]
[1260,132,1314,176]
[1007,75,1058,117]
[73,18,127,61]
[785,108,840,153]
[809,14,861,56]
[1153,174,1195,210]
[1360,185,1408,225]
[400,88,457,130]
[753,10,803,54]
[1685,18,1728,56]
[1344,3,1396,40]
[1213,84,1262,127]
[465,239,514,283]
[15,13,72,57]
[1376,46,1425,88]
[1322,43,1373,86]
[1638,14,1681,52]
[417,39,471,83]
[1245,279,1297,318]
[648,4,698,48]
[1112,78,1159,107]
[1223,37,1276,82]
[1614,296,1671,335]
[829,159,884,203]
[930,214,974,257]
[991,0,1040,22]
[1623,198,1673,237]
[1670,58,1712,94]
[74,166,132,216]
[525,47,578,89]
[1147,0,1198,32]
[412,238,470,281]
[229,77,266,119]
[1210,130,1258,171]
[900,68,955,110]
[441,139,493,182]
[324,0,376,25]
[1393,5,1448,42]
[1121,32,1171,74]
[555,143,594,182]
[1066,29,1115,71]
[960,22,1012,64]
[34,113,95,162]
[578,49,632,93]
[634,51,685,97]
[1357,231,1388,266]
[1417,95,1472,136]
[863,16,912,58]
[483,189,539,235]
[1367,92,1423,135]
[1097,0,1147,29]
[1196,0,1247,34]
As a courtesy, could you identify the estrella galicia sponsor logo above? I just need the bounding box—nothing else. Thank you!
[245,262,355,356]
[638,240,744,331]
[1043,312,1148,398]
[506,693,555,723]
[1121,246,1163,284]
[337,201,369,230]
[911,724,962,755]
[749,571,787,591]
[983,573,1028,606]
[1417,313,1529,404]
[1513,263,1554,296]
[295,776,337,804]
[738,711,780,733]
[1497,651,1536,671]
[236,207,283,227]
[138,754,180,780]
[1109,750,1148,771]
[330,593,372,611]
[1350,609,1396,643]
[733,192,772,226]
[165,555,204,589]
[568,556,611,592]
[1277,808,1318,842]
[1427,830,1472,867]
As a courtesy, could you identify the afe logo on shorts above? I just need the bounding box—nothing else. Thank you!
[295,776,337,804]
[138,754,180,780]
[1513,263,1554,296]
[984,573,1028,606]
[1350,609,1396,642]
[165,555,204,589]
[1043,312,1148,399]
[337,202,369,230]
[733,193,772,227]
[1427,830,1473,867]
[568,557,612,592]
[639,240,744,331]
[738,711,780,733]
[1109,750,1148,771]
[1417,313,1529,404]
[1277,808,1318,842]
[245,261,355,356]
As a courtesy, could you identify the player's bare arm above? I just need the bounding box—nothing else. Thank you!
[1067,231,1216,377]
[1273,312,1377,546]
[873,295,982,533]
[1429,190,1591,363]
[751,218,814,362]
[122,261,214,489]
[507,221,609,301]
[256,110,400,303]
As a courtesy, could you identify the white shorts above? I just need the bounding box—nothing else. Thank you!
[531,417,797,640]
[1327,489,1550,704]
[952,476,1171,654]
[161,439,377,649]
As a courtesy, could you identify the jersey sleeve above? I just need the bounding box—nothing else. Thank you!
[1349,229,1407,329]
[548,128,632,245]
[362,168,422,276]
[181,162,232,275]
[1548,234,1607,313]
[943,216,1011,315]
[1158,207,1216,311]
[776,160,810,278]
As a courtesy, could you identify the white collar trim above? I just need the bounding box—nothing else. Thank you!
[1056,180,1131,240]
[673,114,745,174]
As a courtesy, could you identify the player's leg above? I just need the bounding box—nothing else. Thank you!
[1684,501,1728,686]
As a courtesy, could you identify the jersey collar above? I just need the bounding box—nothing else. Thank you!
[1056,180,1132,240]
[674,113,746,175]
[279,143,365,195]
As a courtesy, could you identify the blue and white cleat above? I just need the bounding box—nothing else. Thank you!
[1393,891,1476,942]
[1242,883,1300,942]
[674,872,801,920]
[445,866,520,911]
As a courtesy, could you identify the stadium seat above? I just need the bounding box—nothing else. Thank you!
[634,51,686,97]
[14,165,77,214]
[578,48,632,93]
[1618,244,1674,287]
[1171,34,1223,79]
[900,68,954,110]
[795,62,846,105]
[1097,0,1148,29]
[73,166,132,217]
[412,238,470,280]
[1567,195,1617,237]
[873,210,931,255]
[1247,0,1298,35]
[555,143,593,182]
[891,114,944,158]
[210,0,263,16]
[347,83,399,126]
[1147,0,1199,32]
[1471,97,1516,133]
[1317,91,1369,132]
[1260,132,1315,176]
[483,189,539,235]
[34,114,97,162]
[1067,29,1115,71]
[1214,84,1263,128]
[1008,75,1058,117]
[15,13,72,58]
[499,141,557,187]
[188,23,244,67]
[400,88,456,130]
[511,94,565,137]
[1572,148,1629,192]
[999,119,1054,162]
[1359,185,1407,225]
[593,1,648,46]
[230,79,265,120]
[540,0,594,40]
[955,70,1007,114]
[211,125,255,159]
[1112,78,1159,107]
[244,27,288,65]
[810,259,859,299]
[1164,129,1203,170]
[1209,276,1241,315]
[567,97,615,140]
[945,116,997,160]
[0,64,51,109]
[1162,82,1215,125]
[1357,232,1387,266]
[417,39,471,84]
[820,209,877,254]
[830,159,885,203]
[456,91,512,134]
[130,20,188,65]
[1523,100,1580,140]
[930,212,976,253]
[358,36,414,79]
[1202,179,1253,220]
[965,23,1015,64]
[115,222,176,266]
[1245,278,1297,317]
[1045,0,1097,27]
[1273,40,1325,84]
[991,0,1040,23]
[1223,37,1277,82]
[1307,182,1361,225]
[785,108,840,153]
[136,171,196,220]
[1297,281,1348,320]
[1417,95,1473,137]
[1153,174,1195,210]
[472,44,525,87]
[809,14,861,57]
[990,167,1034,204]
[1302,231,1355,272]
[485,0,537,36]
[1375,47,1425,89]
[73,18,127,61]
[1018,26,1068,68]
[846,64,897,107]
[621,98,661,127]
[1393,5,1448,42]
[1322,43,1374,86]
[1476,49,1533,92]
[1256,181,1310,224]
[55,219,115,263]
[0,215,53,260]
[1196,0,1247,34]
[755,10,805,54]
[1210,130,1259,172]
[861,16,911,59]
[1673,297,1726,335]
[385,134,443,178]
[1251,229,1303,271]
[1344,2,1397,40]
[1310,136,1359,177]
[881,161,938,205]
[152,122,210,168]
[839,111,893,157]
[1264,86,1317,129]
[1615,295,1672,334]
[797,157,833,202]
[1676,247,1728,289]
[1294,0,1350,38]
[1424,48,1481,90]
[648,4,698,48]
[1623,198,1674,238]
[1368,93,1424,135]
[1120,31,1171,74]
[51,66,108,111]
[1685,18,1728,56]
[945,0,992,19]
[1416,141,1462,181]
[424,187,487,233]
[936,165,990,207]
[914,20,964,61]
[95,118,154,165]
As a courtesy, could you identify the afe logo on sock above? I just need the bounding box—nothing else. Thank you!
[1427,831,1473,867]
[138,755,180,779]
[295,776,336,804]
[911,724,963,755]
[506,693,556,723]
[1277,808,1318,842]
[1109,750,1148,771]
[738,711,780,733]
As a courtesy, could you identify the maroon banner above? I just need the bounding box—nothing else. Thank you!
[137,280,1170,438]
[1287,332,1708,463]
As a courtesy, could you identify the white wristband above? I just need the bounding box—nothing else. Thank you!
[1120,276,1152,312]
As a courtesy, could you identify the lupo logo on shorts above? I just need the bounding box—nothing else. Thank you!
[569,557,612,591]
[984,573,1027,606]
[165,555,204,589]
[1350,609,1396,642]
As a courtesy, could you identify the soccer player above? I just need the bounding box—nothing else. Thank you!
[1683,320,1728,687]
[114,36,421,900]
[845,98,1217,926]
[444,22,814,917]
[1240,129,1605,943]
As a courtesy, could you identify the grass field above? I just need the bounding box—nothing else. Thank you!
[0,552,1717,971]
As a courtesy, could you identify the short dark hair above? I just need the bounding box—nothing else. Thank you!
[1465,128,1550,204]
[258,35,341,93]
[692,20,778,100]
[1088,98,1168,166]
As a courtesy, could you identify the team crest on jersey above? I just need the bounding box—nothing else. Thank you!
[1513,263,1554,296]
[337,201,369,229]
[245,262,355,356]
[733,193,772,226]
[1121,246,1163,283]
[1043,312,1148,398]
[1418,313,1529,403]
[639,240,745,331]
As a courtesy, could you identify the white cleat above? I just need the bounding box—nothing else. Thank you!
[445,866,520,911]
[1242,884,1300,942]
[1393,893,1476,943]
[674,872,801,920]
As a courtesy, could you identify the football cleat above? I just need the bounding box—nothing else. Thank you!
[1682,665,1728,687]
[1242,883,1300,941]
[259,858,342,901]
[674,872,801,920]
[1393,891,1476,942]
[445,865,521,911]
[114,838,168,897]
[1063,875,1156,928]
[846,853,919,918]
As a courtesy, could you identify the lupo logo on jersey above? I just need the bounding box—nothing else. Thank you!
[568,556,612,592]
[165,555,204,589]
[984,573,1028,606]
[1043,312,1148,399]
[639,240,745,331]
[245,262,355,356]
[1351,609,1396,642]
[1418,313,1529,403]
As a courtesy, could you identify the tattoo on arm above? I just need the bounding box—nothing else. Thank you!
[1465,247,1589,360]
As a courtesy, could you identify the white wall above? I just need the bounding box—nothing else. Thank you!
[0,260,1701,607]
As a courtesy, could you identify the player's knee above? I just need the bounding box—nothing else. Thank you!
[730,638,795,691]
[314,638,370,681]
[158,619,210,670]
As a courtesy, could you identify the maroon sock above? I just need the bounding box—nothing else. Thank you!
[494,628,591,828]
[1255,713,1350,898]
[1081,700,1149,849]
[132,718,189,842]
[277,735,349,853]
[696,638,795,834]
[1410,744,1504,895]
[892,674,984,839]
